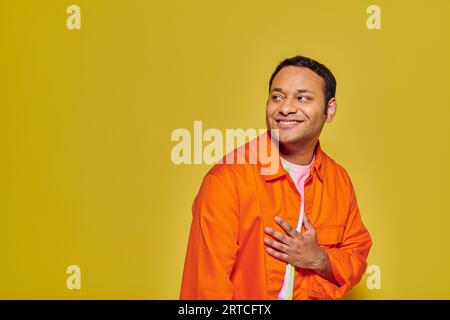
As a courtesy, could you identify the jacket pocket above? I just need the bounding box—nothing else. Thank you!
[315,225,345,246]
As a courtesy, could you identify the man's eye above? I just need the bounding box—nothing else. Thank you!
[272,95,282,100]
[298,96,311,101]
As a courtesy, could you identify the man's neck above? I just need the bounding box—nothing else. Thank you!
[279,138,318,166]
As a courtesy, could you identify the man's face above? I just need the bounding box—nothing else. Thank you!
[266,66,329,146]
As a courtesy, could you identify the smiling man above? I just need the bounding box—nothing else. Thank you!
[180,56,372,300]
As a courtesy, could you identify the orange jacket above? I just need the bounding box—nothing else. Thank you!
[180,133,372,299]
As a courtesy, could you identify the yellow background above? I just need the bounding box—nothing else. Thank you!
[1,0,450,299]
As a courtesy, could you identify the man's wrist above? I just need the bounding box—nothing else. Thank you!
[312,246,329,273]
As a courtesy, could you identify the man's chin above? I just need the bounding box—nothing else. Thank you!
[280,138,301,147]
[279,133,313,148]
[277,130,302,143]
[268,128,295,141]
[267,127,309,146]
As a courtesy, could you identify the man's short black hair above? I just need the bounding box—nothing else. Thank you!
[269,55,336,113]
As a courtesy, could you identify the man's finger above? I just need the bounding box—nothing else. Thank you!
[264,237,290,254]
[266,247,290,263]
[264,227,292,245]
[274,216,298,238]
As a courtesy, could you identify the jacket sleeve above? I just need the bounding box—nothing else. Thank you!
[308,177,373,299]
[179,168,240,299]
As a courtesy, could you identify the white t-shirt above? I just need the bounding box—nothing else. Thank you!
[277,154,315,300]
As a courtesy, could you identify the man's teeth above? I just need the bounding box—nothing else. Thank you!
[279,120,299,124]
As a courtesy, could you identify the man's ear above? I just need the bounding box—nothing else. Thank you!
[325,98,337,123]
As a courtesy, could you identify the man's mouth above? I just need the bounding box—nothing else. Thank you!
[275,119,304,129]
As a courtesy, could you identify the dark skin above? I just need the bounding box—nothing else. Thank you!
[265,66,337,165]
[264,216,338,285]
[264,66,338,285]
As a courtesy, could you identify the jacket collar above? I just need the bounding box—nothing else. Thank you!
[261,132,325,183]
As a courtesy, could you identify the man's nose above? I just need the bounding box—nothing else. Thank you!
[279,99,297,115]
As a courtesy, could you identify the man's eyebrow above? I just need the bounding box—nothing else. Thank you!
[295,89,313,94]
[270,88,313,94]
[270,88,284,93]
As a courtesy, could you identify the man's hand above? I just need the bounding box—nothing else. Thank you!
[264,215,337,284]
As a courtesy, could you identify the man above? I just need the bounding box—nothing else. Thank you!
[180,56,372,300]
